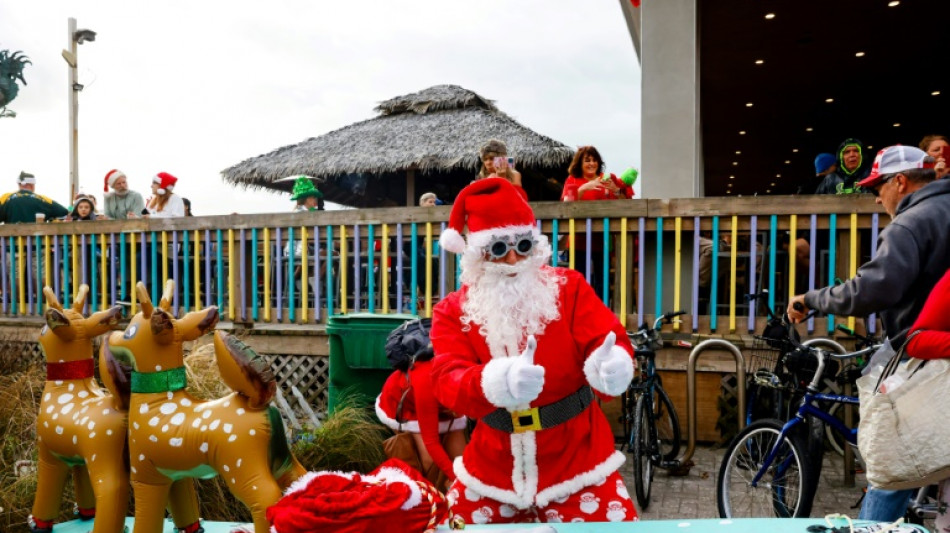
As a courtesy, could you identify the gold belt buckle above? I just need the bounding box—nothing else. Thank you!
[511,407,542,433]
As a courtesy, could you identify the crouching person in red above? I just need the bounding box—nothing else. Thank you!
[430,177,638,524]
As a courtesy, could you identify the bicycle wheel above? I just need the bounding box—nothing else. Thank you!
[619,390,635,450]
[632,392,655,509]
[717,419,815,518]
[653,384,682,461]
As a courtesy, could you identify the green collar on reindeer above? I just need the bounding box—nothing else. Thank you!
[131,367,187,393]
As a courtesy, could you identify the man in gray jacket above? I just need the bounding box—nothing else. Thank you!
[788,145,950,522]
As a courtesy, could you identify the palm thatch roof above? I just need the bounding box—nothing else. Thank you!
[221,84,574,206]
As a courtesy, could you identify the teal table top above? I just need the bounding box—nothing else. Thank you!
[53,517,930,532]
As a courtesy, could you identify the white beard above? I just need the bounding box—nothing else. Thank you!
[459,237,563,358]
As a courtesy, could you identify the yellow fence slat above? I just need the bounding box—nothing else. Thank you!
[382,224,390,314]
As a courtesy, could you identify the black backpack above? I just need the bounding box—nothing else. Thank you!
[385,318,434,371]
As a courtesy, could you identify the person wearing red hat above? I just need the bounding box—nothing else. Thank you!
[788,145,950,522]
[431,177,638,524]
[145,172,185,218]
[102,169,145,220]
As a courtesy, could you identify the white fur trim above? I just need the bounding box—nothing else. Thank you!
[466,224,539,251]
[454,455,533,509]
[584,345,635,396]
[481,357,521,408]
[375,396,467,433]
[366,466,423,510]
[534,450,628,507]
[439,228,465,254]
[282,469,357,496]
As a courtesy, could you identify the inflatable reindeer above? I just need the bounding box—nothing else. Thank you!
[30,286,124,533]
[105,281,306,533]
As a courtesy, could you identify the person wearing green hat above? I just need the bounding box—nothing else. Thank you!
[291,176,324,212]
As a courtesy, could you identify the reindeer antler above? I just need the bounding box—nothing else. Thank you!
[159,280,175,312]
[43,286,63,311]
[72,285,89,313]
[136,282,154,318]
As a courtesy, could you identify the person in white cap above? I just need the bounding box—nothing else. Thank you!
[788,145,950,522]
[102,169,145,220]
[0,171,69,223]
[145,172,185,218]
[430,177,638,524]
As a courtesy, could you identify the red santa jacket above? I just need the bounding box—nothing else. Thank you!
[907,267,950,359]
[430,267,633,508]
[375,362,466,480]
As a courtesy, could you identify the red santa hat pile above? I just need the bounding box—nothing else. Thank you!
[439,177,536,254]
[266,459,448,533]
[152,172,178,195]
[104,169,126,192]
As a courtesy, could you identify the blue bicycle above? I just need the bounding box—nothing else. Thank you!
[716,319,879,518]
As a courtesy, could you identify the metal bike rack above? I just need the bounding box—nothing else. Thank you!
[802,337,847,355]
[677,339,746,467]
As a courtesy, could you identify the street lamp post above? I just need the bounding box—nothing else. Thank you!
[62,18,95,203]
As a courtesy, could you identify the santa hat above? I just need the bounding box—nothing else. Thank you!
[266,459,447,533]
[439,177,535,254]
[104,169,126,192]
[152,172,177,195]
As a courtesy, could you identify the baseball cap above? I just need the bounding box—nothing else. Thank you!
[814,153,837,176]
[858,145,932,188]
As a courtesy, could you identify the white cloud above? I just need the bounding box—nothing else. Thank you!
[0,0,641,215]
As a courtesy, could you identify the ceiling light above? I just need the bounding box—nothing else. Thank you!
[792,149,799,153]
[745,102,754,107]
[785,160,791,164]
[736,151,741,155]
[765,13,776,19]
[933,91,941,96]
[893,123,901,127]
[770,183,776,186]
[888,1,900,6]
[726,191,732,195]
[855,52,866,58]
[806,127,814,132]
[739,130,746,135]
[776,174,781,178]
[729,175,735,180]
[732,162,739,166]
[755,59,764,65]
[825,98,834,103]
[766,190,772,193]
[867,145,873,150]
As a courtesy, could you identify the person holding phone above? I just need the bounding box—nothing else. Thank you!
[919,134,949,179]
[477,139,522,187]
[560,146,632,201]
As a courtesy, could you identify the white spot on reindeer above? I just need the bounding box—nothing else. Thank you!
[133,422,140,429]
[139,454,145,461]
[223,465,230,472]
[170,413,186,426]
[55,426,63,434]
[89,432,96,439]
[180,398,192,407]
[228,435,237,442]
[169,438,183,447]
[223,424,233,434]
[202,411,212,419]
[139,404,148,414]
[161,424,170,433]
[131,466,137,474]
[200,442,209,453]
[166,392,173,400]
[87,421,95,430]
[236,459,242,467]
[209,420,221,431]
[236,408,245,416]
[72,435,77,445]
[45,405,54,414]
[54,380,63,386]
[52,413,59,420]
[44,393,51,402]
[68,383,75,392]
[43,421,49,428]
[224,401,231,408]
[252,485,257,491]
[91,454,96,462]
[80,416,88,425]
[149,435,158,442]
[148,417,160,427]
[201,426,207,432]
[155,365,162,372]
[77,391,89,398]
[61,404,74,415]
[160,403,178,415]
[249,429,256,436]
[106,430,113,436]
[191,419,201,428]
[57,393,74,404]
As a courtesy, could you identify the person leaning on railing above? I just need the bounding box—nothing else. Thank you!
[476,139,523,189]
[788,145,950,523]
[102,169,145,220]
[920,134,948,180]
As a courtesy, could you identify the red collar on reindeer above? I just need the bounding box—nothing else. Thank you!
[438,177,534,254]
[46,358,95,380]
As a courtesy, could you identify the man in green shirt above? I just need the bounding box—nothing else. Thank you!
[0,171,69,223]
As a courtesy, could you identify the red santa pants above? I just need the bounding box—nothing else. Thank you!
[447,470,637,524]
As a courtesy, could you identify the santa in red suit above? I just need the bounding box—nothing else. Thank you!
[431,177,638,524]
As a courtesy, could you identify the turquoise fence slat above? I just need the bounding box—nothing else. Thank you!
[768,215,777,313]
[1,237,7,314]
[551,218,559,267]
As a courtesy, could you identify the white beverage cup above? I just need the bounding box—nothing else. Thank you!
[35,213,46,223]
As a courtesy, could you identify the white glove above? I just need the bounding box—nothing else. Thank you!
[584,331,635,396]
[506,336,545,405]
[482,335,546,408]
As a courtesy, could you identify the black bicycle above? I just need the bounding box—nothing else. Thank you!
[621,311,685,509]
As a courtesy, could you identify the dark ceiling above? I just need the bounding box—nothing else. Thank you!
[700,0,949,197]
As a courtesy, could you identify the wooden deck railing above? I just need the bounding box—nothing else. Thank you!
[0,195,886,337]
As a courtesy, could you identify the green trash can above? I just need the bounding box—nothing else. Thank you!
[326,313,419,414]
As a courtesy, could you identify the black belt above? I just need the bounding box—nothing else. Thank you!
[482,386,594,434]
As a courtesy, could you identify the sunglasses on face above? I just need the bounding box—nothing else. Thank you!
[869,174,897,197]
[483,233,536,260]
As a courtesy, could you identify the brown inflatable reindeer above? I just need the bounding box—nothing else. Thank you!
[105,281,306,533]
[30,286,124,533]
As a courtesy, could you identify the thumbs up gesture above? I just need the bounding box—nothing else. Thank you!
[506,336,545,405]
[585,331,635,396]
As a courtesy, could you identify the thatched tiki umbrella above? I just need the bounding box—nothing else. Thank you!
[221,85,575,207]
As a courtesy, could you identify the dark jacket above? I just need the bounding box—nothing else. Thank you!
[0,189,69,223]
[805,178,950,346]
[814,138,871,195]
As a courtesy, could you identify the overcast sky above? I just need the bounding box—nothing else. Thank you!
[0,0,641,215]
